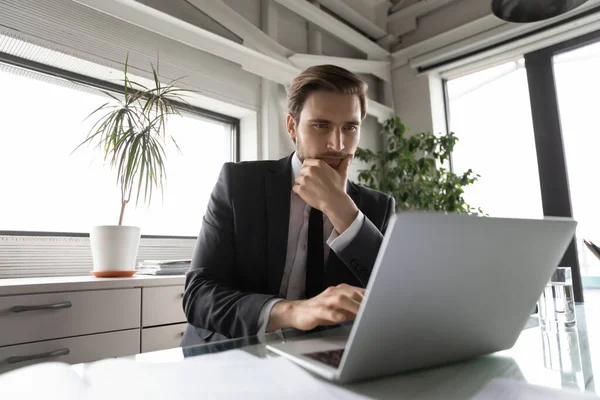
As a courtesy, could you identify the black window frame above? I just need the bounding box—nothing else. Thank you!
[0,51,240,240]
[524,28,600,303]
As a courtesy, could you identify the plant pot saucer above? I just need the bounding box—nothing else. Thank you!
[91,270,136,278]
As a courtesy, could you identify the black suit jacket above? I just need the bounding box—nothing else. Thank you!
[181,154,395,345]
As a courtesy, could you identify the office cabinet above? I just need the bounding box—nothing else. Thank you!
[0,276,187,373]
[0,329,140,374]
[0,288,140,347]
[141,323,187,353]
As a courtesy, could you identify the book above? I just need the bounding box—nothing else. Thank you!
[136,259,191,275]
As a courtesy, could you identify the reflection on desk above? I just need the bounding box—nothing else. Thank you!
[128,304,600,398]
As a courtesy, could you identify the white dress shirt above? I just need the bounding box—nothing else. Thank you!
[256,153,364,336]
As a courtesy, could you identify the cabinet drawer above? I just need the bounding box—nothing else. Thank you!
[0,288,141,347]
[142,286,186,327]
[0,329,140,374]
[141,323,187,353]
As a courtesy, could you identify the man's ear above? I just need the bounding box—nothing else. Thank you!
[286,114,297,143]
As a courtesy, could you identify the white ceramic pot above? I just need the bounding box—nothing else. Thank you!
[89,225,141,272]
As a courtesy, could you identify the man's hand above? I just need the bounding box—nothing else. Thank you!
[266,284,365,332]
[293,155,359,234]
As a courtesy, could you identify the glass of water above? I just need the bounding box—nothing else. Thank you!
[538,267,576,328]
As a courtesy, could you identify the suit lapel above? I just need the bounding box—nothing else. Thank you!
[265,155,293,295]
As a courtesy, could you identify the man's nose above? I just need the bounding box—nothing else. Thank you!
[327,128,344,152]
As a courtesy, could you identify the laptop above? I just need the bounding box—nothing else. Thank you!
[266,212,577,383]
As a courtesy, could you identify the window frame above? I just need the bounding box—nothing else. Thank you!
[443,29,600,303]
[524,28,600,302]
[0,51,240,240]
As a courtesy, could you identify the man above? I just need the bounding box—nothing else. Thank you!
[181,65,395,345]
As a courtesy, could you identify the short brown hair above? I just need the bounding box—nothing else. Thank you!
[287,65,368,122]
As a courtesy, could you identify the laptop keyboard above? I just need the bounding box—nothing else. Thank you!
[303,349,345,368]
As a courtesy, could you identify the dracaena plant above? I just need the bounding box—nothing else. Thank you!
[355,116,483,215]
[74,56,191,225]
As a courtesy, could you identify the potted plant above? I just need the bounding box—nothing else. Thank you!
[74,57,190,277]
[355,116,483,214]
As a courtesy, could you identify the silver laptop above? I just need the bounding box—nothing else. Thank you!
[266,212,577,383]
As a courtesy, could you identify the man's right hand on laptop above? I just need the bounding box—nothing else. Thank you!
[266,284,365,332]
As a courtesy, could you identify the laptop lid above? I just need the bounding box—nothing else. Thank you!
[337,212,577,383]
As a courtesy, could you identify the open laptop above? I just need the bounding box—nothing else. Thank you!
[266,212,577,383]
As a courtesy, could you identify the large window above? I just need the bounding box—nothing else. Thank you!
[554,41,600,277]
[0,63,237,237]
[444,29,600,300]
[446,59,544,219]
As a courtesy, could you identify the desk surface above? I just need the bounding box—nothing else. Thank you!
[106,303,600,399]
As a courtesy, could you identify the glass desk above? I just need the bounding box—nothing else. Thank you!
[79,304,600,399]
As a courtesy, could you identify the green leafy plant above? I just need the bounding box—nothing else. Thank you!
[355,116,482,214]
[74,57,191,225]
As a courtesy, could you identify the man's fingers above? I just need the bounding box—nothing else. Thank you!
[327,294,361,315]
[302,158,322,167]
[349,291,364,303]
[336,153,353,174]
[335,284,365,299]
[319,308,355,324]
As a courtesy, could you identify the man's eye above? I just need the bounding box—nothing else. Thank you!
[314,124,327,129]
[345,125,358,131]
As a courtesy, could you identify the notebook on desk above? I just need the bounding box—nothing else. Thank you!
[267,212,577,384]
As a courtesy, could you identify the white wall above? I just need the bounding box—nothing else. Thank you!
[392,65,435,135]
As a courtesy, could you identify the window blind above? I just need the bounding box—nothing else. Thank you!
[0,236,196,278]
[0,0,260,111]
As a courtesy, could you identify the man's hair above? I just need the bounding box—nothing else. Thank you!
[287,64,368,123]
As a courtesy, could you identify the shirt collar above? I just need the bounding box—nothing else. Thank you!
[291,152,302,184]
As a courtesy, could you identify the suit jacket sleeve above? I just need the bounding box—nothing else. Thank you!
[182,163,276,339]
[335,195,396,286]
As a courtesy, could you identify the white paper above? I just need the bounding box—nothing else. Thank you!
[86,351,341,400]
[0,362,86,400]
[473,378,599,400]
[0,349,361,400]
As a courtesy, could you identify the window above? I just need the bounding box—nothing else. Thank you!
[446,59,544,219]
[554,40,600,277]
[0,63,237,237]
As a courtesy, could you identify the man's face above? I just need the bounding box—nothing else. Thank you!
[287,91,361,170]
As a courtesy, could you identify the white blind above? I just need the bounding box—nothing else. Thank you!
[0,236,195,278]
[0,0,260,110]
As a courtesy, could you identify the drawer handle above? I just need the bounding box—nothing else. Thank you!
[6,348,70,365]
[10,301,72,313]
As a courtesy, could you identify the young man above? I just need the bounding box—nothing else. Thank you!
[182,65,395,345]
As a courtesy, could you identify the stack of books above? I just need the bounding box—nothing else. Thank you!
[583,239,600,262]
[136,259,191,276]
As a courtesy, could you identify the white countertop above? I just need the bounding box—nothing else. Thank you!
[0,274,186,295]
